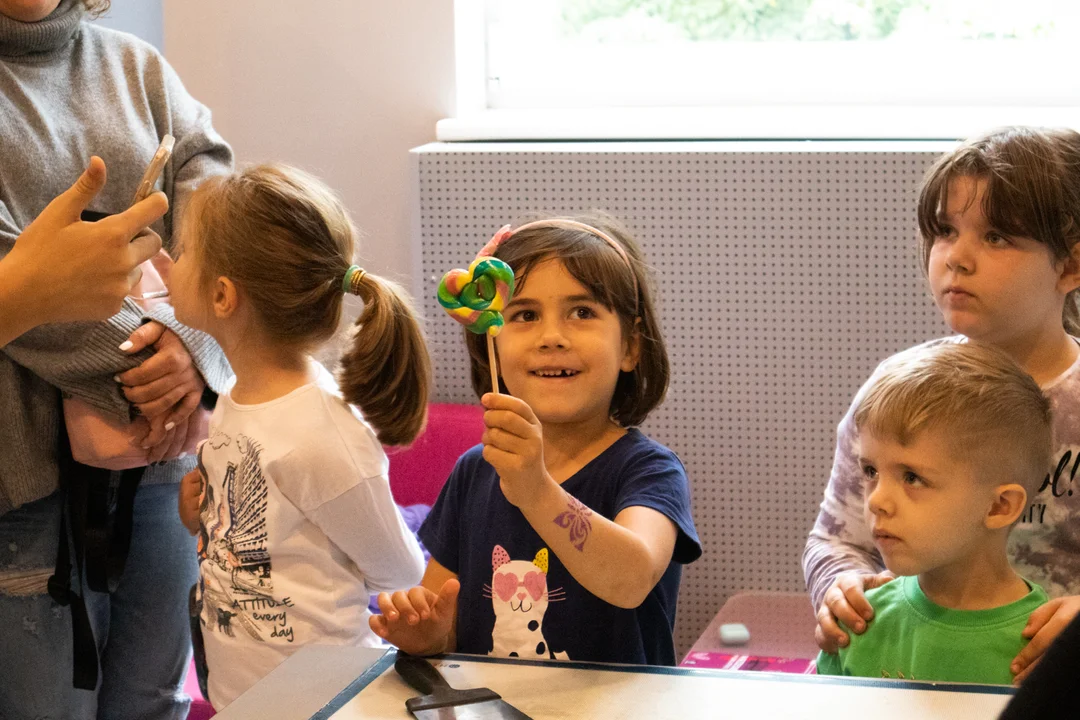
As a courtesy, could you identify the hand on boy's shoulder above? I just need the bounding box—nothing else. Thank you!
[815,579,898,676]
[837,580,896,637]
[1013,594,1080,683]
[815,570,896,653]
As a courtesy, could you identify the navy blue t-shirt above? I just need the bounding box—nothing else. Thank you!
[418,429,701,666]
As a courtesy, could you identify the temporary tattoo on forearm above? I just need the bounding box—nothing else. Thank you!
[553,496,593,552]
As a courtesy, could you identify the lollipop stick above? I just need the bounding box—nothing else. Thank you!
[487,334,500,395]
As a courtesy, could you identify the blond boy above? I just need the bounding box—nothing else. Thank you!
[816,341,1050,684]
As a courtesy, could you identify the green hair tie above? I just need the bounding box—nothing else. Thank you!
[342,265,366,294]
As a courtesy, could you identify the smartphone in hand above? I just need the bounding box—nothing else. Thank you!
[131,134,174,206]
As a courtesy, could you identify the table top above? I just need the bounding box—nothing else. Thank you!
[687,590,821,660]
[214,645,1014,720]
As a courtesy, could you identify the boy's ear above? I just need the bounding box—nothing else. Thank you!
[620,318,642,373]
[986,483,1028,530]
[212,276,240,320]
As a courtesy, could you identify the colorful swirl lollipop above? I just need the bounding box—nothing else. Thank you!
[437,228,516,393]
[436,255,515,336]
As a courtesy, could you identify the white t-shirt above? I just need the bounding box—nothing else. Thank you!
[194,365,424,709]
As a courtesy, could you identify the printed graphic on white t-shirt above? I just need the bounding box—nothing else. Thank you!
[195,428,295,644]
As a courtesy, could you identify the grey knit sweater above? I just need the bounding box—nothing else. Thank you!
[0,0,234,514]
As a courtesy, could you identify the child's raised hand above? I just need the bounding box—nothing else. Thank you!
[369,578,460,656]
[178,467,203,536]
[1011,595,1080,683]
[815,570,895,653]
[480,393,553,509]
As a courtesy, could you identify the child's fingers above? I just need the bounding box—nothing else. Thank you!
[1012,657,1040,685]
[481,426,528,456]
[437,578,460,603]
[481,444,521,474]
[481,393,539,424]
[483,408,535,438]
[390,590,421,624]
[866,570,896,590]
[180,504,199,535]
[1021,597,1060,638]
[815,603,848,651]
[838,589,872,629]
[430,579,461,625]
[827,589,867,634]
[407,587,434,620]
[1012,599,1078,676]
[376,592,400,622]
[369,613,389,638]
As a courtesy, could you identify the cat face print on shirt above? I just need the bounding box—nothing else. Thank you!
[484,545,568,660]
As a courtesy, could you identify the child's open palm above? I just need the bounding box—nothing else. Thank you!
[369,579,460,656]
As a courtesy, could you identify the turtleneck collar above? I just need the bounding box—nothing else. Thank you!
[0,0,84,58]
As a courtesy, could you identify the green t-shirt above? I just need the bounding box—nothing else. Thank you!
[816,575,1047,685]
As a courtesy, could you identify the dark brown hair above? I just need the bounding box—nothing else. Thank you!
[466,213,669,427]
[855,341,1051,497]
[917,126,1080,333]
[189,164,431,446]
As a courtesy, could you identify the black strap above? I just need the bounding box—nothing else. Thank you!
[83,465,144,594]
[48,457,100,690]
[49,419,146,689]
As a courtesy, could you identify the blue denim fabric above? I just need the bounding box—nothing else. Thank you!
[0,484,198,720]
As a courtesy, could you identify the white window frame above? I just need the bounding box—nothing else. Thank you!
[443,0,1080,141]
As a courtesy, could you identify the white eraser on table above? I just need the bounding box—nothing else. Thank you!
[719,623,750,646]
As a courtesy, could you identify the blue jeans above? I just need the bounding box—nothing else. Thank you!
[0,484,198,720]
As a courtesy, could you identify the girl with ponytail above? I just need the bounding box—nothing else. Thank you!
[168,163,428,709]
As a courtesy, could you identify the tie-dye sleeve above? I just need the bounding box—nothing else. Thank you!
[802,391,884,611]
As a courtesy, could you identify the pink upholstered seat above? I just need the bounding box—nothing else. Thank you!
[386,402,485,506]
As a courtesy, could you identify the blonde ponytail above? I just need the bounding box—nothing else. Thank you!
[337,271,431,446]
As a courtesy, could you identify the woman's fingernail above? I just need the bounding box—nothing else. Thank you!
[119,341,133,351]
[165,421,176,431]
[113,375,122,383]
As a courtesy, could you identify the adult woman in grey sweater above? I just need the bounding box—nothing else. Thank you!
[0,1,233,718]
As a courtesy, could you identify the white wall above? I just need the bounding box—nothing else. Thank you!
[162,0,455,284]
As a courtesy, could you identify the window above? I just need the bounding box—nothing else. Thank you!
[446,1,1080,139]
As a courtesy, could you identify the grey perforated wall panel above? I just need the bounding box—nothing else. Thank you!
[409,141,953,658]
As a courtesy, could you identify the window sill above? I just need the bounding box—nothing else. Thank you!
[436,106,1080,143]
